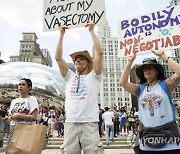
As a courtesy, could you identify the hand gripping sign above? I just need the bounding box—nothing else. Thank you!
[43,0,106,32]
[118,5,180,57]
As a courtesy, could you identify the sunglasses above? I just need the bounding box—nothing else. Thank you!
[143,66,155,71]
[74,56,87,62]
[142,57,156,63]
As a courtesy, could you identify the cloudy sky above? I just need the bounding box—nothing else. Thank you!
[0,0,172,70]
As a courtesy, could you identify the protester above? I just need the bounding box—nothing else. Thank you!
[0,105,8,134]
[47,107,56,137]
[120,51,180,153]
[102,107,114,145]
[6,78,38,154]
[119,106,127,136]
[58,108,65,137]
[129,107,138,134]
[55,21,104,154]
[175,104,180,133]
[98,103,104,138]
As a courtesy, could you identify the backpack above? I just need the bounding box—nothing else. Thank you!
[139,80,176,120]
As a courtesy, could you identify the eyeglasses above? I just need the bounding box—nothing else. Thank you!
[142,57,156,63]
[74,56,87,62]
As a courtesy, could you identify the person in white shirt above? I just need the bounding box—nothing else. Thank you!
[55,21,104,154]
[102,107,115,145]
[6,78,38,154]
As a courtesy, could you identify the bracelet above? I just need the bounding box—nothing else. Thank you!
[166,56,170,63]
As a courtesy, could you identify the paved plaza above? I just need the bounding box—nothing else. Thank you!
[42,149,134,154]
[0,131,135,154]
[0,149,134,154]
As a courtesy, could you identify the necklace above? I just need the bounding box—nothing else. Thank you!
[147,80,159,92]
[147,85,151,92]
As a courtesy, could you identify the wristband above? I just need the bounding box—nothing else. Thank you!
[166,56,170,63]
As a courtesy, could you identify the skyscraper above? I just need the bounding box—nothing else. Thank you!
[166,0,180,104]
[97,21,132,110]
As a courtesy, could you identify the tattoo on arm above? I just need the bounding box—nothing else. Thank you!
[167,75,180,89]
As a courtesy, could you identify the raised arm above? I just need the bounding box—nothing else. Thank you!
[55,25,69,78]
[120,54,139,96]
[152,50,180,93]
[86,22,103,75]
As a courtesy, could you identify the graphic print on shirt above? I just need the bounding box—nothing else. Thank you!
[11,100,30,115]
[141,92,162,116]
[70,75,87,100]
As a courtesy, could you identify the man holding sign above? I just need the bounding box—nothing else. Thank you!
[43,0,106,32]
[55,21,104,154]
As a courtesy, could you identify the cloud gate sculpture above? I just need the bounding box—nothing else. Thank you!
[0,62,65,108]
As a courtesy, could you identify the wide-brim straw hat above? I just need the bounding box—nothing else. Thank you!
[136,59,164,82]
[70,50,93,73]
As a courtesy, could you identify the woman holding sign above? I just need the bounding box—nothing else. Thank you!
[120,51,180,154]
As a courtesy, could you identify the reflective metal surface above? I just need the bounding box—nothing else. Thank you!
[0,62,65,106]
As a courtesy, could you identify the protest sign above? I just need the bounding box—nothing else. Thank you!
[118,5,180,57]
[43,0,106,32]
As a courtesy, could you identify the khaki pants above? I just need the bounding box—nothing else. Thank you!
[60,122,104,154]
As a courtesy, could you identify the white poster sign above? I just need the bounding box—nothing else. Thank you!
[43,0,106,32]
[118,5,180,57]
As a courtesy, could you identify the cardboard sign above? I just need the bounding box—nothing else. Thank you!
[118,5,180,57]
[43,0,106,32]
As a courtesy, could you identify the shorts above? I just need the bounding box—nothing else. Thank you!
[120,117,126,126]
[48,118,55,125]
[60,122,104,154]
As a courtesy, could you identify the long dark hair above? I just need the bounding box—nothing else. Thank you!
[20,78,32,94]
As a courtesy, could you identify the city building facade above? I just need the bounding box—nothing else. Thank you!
[10,33,52,67]
[166,0,180,104]
[97,21,132,110]
[169,0,180,6]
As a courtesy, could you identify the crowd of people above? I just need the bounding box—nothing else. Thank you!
[38,104,65,138]
[98,105,140,145]
[0,103,66,138]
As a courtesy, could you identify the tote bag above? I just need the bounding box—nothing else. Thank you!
[8,123,47,154]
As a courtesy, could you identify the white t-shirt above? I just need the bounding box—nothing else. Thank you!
[64,70,102,122]
[102,111,114,126]
[8,96,39,125]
